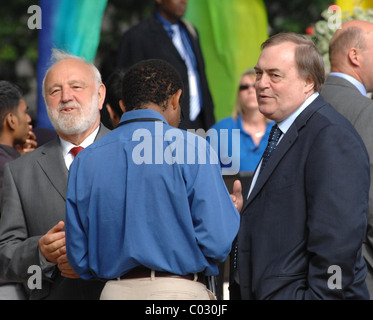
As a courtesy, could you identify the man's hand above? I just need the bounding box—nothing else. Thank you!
[39,221,66,264]
[15,126,38,155]
[57,247,80,279]
[231,179,243,213]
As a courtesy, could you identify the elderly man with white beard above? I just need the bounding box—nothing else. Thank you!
[0,50,110,300]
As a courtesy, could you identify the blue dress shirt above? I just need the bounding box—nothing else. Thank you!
[65,109,240,280]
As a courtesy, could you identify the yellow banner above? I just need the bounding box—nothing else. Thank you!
[336,0,373,13]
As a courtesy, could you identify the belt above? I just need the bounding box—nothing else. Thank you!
[117,267,205,284]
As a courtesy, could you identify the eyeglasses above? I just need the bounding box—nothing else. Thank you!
[239,84,255,91]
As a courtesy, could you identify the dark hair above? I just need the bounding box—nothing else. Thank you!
[0,81,23,131]
[261,32,325,92]
[122,59,183,111]
[104,70,124,117]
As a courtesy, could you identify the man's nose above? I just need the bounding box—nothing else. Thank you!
[61,87,74,103]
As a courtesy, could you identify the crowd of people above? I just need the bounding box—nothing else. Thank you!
[0,0,373,301]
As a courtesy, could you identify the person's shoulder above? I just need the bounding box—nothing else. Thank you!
[121,15,158,37]
[210,117,237,130]
[7,138,59,169]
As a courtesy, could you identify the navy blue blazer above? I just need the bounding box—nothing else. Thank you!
[237,95,370,299]
[117,14,215,131]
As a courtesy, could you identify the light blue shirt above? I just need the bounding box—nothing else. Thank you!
[248,92,319,197]
[65,109,240,279]
[329,72,367,96]
[211,115,274,172]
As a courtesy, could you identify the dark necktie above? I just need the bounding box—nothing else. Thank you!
[259,124,282,174]
[70,146,84,158]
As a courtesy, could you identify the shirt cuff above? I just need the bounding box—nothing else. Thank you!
[39,249,56,278]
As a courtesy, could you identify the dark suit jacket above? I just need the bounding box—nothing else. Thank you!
[237,95,370,299]
[0,124,110,300]
[117,13,215,131]
[321,75,373,297]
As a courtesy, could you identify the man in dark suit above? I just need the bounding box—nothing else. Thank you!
[235,32,370,299]
[0,50,110,299]
[117,0,215,131]
[321,20,373,298]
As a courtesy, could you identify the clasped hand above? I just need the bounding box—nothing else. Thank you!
[38,221,79,279]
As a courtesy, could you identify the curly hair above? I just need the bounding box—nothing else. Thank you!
[122,59,183,111]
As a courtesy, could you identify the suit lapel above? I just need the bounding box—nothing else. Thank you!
[149,16,184,63]
[36,124,110,201]
[245,127,298,207]
[37,138,68,200]
[243,95,327,211]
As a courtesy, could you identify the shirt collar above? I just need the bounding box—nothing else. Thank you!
[119,109,169,125]
[156,11,180,37]
[329,72,367,96]
[60,125,100,158]
[277,92,319,135]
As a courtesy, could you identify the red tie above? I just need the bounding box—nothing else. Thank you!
[70,146,84,158]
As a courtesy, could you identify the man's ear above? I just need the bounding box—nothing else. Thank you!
[5,113,17,131]
[119,100,126,113]
[97,83,106,111]
[106,103,121,124]
[170,89,182,110]
[304,76,315,94]
[348,47,360,67]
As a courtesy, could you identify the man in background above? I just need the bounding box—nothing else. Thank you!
[321,20,373,298]
[117,0,215,131]
[0,80,35,299]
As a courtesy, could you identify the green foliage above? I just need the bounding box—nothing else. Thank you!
[0,0,38,86]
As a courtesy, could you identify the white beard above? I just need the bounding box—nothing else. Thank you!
[47,93,99,135]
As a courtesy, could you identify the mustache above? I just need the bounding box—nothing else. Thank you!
[58,102,82,112]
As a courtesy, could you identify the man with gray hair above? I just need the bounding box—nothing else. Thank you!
[321,20,373,298]
[0,50,110,299]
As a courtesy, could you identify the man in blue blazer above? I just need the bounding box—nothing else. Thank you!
[235,32,370,299]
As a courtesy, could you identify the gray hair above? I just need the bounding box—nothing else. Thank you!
[42,49,102,99]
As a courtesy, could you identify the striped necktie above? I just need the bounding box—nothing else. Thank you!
[259,125,282,174]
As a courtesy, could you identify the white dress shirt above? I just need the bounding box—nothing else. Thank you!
[247,92,319,198]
